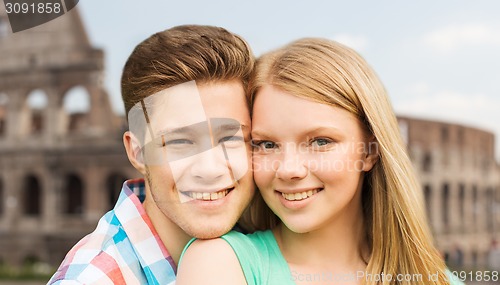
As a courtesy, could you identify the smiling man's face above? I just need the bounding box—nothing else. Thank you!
[129,80,254,239]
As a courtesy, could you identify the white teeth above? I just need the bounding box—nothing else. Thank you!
[281,189,321,201]
[202,192,210,200]
[187,189,231,201]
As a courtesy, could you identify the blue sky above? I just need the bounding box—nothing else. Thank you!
[77,0,500,159]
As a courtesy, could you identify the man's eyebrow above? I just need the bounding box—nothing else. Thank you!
[155,125,196,137]
[154,121,247,137]
[213,123,246,132]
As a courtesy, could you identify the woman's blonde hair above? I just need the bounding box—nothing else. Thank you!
[245,38,450,285]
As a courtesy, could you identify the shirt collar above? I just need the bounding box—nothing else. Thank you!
[114,179,177,282]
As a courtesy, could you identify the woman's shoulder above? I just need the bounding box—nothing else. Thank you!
[177,235,248,285]
[180,230,272,263]
[222,229,274,247]
[177,230,298,285]
[178,231,272,285]
[219,230,275,265]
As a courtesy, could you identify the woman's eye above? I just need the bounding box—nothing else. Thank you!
[252,140,277,150]
[310,138,333,148]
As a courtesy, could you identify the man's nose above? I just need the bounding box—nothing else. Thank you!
[189,145,230,182]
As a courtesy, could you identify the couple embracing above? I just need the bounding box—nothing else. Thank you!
[49,25,462,285]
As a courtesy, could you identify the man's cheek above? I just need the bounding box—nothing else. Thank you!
[225,146,250,181]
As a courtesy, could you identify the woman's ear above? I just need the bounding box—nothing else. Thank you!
[362,136,379,172]
[123,131,146,175]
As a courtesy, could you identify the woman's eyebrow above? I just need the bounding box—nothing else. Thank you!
[252,126,343,138]
[250,129,272,139]
[303,126,344,137]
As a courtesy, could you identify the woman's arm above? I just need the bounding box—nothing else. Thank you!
[176,238,247,285]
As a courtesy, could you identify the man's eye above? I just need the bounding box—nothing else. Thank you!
[162,139,193,147]
[252,140,277,149]
[219,136,244,143]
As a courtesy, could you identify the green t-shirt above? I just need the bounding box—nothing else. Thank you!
[182,230,465,285]
[221,230,294,285]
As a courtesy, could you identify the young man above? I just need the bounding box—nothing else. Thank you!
[48,25,255,284]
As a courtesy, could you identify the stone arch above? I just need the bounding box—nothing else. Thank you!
[22,254,40,270]
[422,152,432,172]
[486,187,494,230]
[63,173,84,215]
[497,186,500,206]
[0,177,3,215]
[0,92,8,137]
[423,184,432,222]
[472,185,478,228]
[458,183,465,231]
[471,250,478,267]
[443,251,450,265]
[22,174,42,216]
[62,86,91,133]
[24,89,48,135]
[106,173,126,209]
[442,183,449,231]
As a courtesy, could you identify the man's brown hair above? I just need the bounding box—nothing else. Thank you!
[121,25,254,118]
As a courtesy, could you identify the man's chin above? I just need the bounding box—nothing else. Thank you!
[187,223,235,240]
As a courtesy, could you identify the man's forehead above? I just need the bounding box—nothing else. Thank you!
[129,81,205,125]
[148,81,206,116]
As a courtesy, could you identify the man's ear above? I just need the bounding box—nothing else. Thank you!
[362,136,379,172]
[123,131,146,175]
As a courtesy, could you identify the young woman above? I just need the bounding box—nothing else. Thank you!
[176,38,463,285]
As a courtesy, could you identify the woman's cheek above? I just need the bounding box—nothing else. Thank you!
[253,154,275,189]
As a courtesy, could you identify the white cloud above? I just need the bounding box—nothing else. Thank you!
[423,23,500,52]
[397,90,499,125]
[395,89,500,160]
[333,34,368,52]
[406,82,430,96]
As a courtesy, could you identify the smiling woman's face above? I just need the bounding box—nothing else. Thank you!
[251,85,377,234]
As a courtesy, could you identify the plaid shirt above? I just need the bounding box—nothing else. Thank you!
[48,179,177,285]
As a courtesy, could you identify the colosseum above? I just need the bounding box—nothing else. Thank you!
[0,7,138,268]
[398,116,500,269]
[0,7,499,272]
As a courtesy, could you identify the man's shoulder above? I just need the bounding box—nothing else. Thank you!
[49,182,176,284]
[48,211,143,284]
